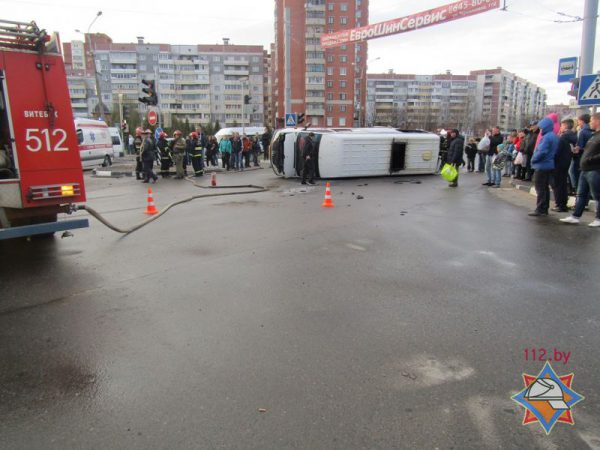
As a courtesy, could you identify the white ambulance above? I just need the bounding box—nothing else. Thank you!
[74,118,114,168]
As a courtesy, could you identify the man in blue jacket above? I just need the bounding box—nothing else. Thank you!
[529,117,559,216]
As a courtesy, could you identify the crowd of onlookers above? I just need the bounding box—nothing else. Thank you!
[440,112,600,227]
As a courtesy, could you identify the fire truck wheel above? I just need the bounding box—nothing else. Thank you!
[102,155,112,167]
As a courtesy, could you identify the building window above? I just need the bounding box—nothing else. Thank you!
[339,117,346,126]
[340,16,348,24]
[339,93,347,100]
[327,117,333,126]
[327,93,333,100]
[340,105,347,112]
[340,80,347,88]
[327,16,334,24]
[327,80,333,88]
[327,67,334,76]
[340,67,347,76]
[327,3,334,11]
[340,55,347,63]
[340,3,348,11]
[327,55,334,63]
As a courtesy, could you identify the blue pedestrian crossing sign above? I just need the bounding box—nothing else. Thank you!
[578,74,600,106]
[285,113,297,127]
[154,127,163,141]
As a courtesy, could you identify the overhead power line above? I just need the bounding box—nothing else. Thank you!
[501,0,587,23]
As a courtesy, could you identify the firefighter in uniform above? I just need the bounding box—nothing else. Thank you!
[134,127,144,180]
[141,129,158,183]
[189,131,205,177]
[171,130,186,179]
[156,132,171,177]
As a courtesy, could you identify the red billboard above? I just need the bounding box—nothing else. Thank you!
[320,0,500,48]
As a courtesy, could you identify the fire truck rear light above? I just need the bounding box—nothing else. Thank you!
[61,185,75,196]
[28,183,81,201]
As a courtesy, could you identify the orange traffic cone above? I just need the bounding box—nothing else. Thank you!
[211,172,217,187]
[322,182,335,208]
[144,187,158,215]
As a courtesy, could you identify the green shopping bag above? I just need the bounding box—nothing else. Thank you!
[440,163,457,182]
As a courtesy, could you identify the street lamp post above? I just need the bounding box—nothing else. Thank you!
[76,11,105,122]
[353,57,380,127]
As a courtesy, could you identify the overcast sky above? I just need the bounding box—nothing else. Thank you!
[2,0,598,104]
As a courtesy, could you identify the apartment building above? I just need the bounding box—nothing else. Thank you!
[367,72,478,133]
[367,68,546,135]
[63,35,266,129]
[273,0,368,128]
[470,68,546,134]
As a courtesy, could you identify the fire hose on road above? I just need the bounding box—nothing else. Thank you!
[78,180,268,235]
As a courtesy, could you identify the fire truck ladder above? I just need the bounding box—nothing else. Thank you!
[0,19,48,51]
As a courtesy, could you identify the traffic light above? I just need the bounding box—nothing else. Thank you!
[244,94,251,105]
[139,79,158,105]
[122,104,130,118]
[297,113,305,124]
[568,77,580,98]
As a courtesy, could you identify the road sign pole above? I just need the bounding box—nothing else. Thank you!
[580,0,598,77]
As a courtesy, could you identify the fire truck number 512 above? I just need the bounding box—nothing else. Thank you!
[25,128,69,152]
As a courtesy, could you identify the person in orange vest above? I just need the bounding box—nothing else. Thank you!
[242,134,252,168]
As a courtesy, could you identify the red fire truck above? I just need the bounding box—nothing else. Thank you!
[0,19,88,240]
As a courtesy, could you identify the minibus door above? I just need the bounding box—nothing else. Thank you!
[390,140,407,173]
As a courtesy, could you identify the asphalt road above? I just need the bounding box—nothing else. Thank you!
[1,166,599,449]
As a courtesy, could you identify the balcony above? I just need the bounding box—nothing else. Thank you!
[110,55,137,64]
[224,68,249,76]
[223,59,248,66]
[306,107,325,116]
[306,17,325,26]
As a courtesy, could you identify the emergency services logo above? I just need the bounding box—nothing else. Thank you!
[512,362,584,434]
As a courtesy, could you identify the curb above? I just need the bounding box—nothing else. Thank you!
[92,165,267,178]
[93,169,134,177]
[510,180,597,213]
